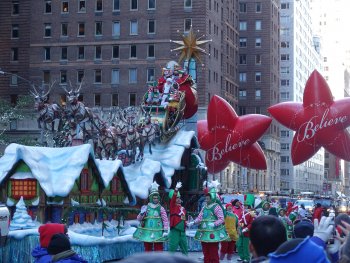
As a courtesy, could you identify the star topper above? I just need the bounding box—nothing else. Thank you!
[197,95,272,174]
[170,27,212,63]
[268,70,350,165]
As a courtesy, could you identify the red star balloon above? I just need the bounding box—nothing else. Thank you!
[197,95,272,174]
[268,70,350,165]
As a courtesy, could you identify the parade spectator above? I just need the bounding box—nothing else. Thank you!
[119,252,196,263]
[168,182,188,255]
[293,219,314,238]
[133,182,169,252]
[32,223,68,262]
[237,205,255,263]
[220,203,239,261]
[47,233,87,262]
[313,203,324,223]
[188,185,228,263]
[249,215,287,262]
[335,213,350,238]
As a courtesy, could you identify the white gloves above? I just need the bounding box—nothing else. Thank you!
[175,182,182,189]
[162,231,169,237]
[187,221,194,227]
[208,222,215,228]
[140,205,147,214]
[327,238,341,254]
[242,228,249,233]
[314,216,333,242]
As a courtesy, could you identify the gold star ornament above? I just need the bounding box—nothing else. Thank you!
[170,27,212,63]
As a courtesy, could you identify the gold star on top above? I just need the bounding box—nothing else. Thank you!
[170,27,212,63]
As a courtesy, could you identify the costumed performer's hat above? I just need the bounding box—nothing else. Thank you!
[148,181,160,201]
[168,189,181,199]
[203,180,221,201]
[244,193,255,207]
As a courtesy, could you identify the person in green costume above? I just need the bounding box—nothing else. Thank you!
[133,182,169,252]
[187,185,228,263]
[168,182,188,255]
[278,208,293,239]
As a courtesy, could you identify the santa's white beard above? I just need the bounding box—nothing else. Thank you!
[163,83,172,93]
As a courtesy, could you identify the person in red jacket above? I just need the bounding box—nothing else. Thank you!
[168,181,188,255]
[312,203,324,223]
[237,205,255,262]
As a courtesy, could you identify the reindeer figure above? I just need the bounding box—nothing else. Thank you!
[139,112,159,155]
[30,81,62,131]
[125,121,144,163]
[95,123,118,160]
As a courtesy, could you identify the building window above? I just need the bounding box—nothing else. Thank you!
[148,44,155,58]
[255,89,261,100]
[62,1,69,13]
[255,106,261,114]
[95,70,102,83]
[281,3,289,9]
[129,68,137,83]
[96,0,103,11]
[10,72,18,85]
[280,92,289,100]
[113,0,120,11]
[281,79,290,86]
[131,0,138,10]
[239,38,247,47]
[239,72,247,82]
[239,89,247,99]
[61,47,68,60]
[11,48,18,61]
[239,54,247,65]
[112,94,119,106]
[148,20,155,34]
[11,179,37,199]
[130,45,137,58]
[239,21,247,31]
[77,70,84,83]
[184,0,192,8]
[95,46,102,60]
[112,21,120,37]
[44,71,51,84]
[256,2,261,12]
[112,45,119,59]
[78,46,85,60]
[281,156,290,163]
[147,68,155,82]
[111,69,120,84]
[184,18,192,32]
[281,54,290,61]
[239,3,247,13]
[148,0,156,9]
[281,41,289,48]
[130,20,138,35]
[255,38,262,47]
[45,0,52,13]
[44,23,51,37]
[12,1,19,15]
[61,23,68,37]
[281,169,290,175]
[255,72,261,82]
[281,143,290,150]
[280,130,290,137]
[60,71,67,83]
[79,0,86,12]
[95,22,103,36]
[281,67,290,74]
[239,106,246,115]
[255,20,262,30]
[129,93,136,106]
[255,54,261,64]
[78,23,85,36]
[94,94,101,106]
[12,24,19,38]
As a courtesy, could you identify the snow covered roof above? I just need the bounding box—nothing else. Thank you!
[0,130,196,204]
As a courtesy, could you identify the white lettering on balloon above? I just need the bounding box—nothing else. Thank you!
[297,108,347,142]
[206,134,250,161]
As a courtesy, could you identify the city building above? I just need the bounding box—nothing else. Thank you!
[237,0,281,192]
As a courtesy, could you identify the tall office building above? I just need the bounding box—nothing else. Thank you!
[279,0,323,194]
[0,0,239,114]
[238,0,281,192]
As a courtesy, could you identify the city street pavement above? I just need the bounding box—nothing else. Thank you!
[105,251,240,262]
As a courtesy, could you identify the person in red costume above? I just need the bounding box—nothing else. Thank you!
[232,199,243,220]
[286,201,298,216]
[168,181,188,255]
[312,203,324,223]
[237,206,255,262]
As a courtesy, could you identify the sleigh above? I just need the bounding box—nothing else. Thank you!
[141,91,186,143]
